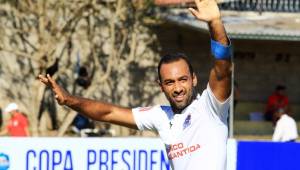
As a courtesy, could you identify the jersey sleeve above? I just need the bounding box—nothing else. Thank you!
[272,122,283,141]
[132,105,161,131]
[203,83,231,122]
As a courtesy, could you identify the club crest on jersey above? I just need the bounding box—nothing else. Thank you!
[183,114,191,129]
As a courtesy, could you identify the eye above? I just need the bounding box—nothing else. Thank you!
[164,80,174,86]
[179,77,188,82]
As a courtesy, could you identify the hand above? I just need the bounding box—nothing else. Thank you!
[188,0,221,23]
[38,74,70,105]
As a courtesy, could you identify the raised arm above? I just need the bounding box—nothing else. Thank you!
[38,74,137,129]
[189,0,232,102]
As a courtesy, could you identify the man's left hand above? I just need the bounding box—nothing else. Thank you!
[188,0,221,23]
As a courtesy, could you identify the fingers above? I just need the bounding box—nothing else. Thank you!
[188,8,199,18]
[38,74,66,105]
[194,0,202,11]
[38,74,57,88]
[190,0,203,18]
[46,74,56,86]
[38,74,49,84]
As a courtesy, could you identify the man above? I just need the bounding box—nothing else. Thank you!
[272,108,298,142]
[265,84,289,123]
[38,0,232,169]
[0,103,30,137]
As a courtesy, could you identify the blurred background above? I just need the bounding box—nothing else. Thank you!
[0,0,299,140]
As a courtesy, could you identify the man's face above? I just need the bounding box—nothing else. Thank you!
[274,110,283,121]
[159,59,197,112]
[277,89,285,96]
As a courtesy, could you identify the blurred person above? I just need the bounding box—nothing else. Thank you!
[71,66,96,137]
[38,88,58,130]
[72,114,94,132]
[71,114,98,137]
[272,108,298,142]
[38,0,232,169]
[0,103,30,137]
[38,58,60,130]
[75,66,91,89]
[265,84,289,123]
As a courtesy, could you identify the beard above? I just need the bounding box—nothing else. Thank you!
[166,88,197,113]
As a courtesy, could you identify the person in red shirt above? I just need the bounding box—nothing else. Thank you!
[0,103,30,137]
[265,85,289,123]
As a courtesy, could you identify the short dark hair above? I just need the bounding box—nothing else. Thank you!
[276,85,286,91]
[157,53,194,81]
[79,66,88,77]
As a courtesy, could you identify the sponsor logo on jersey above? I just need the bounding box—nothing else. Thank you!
[0,153,10,170]
[167,143,201,160]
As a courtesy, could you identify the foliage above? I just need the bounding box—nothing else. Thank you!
[0,0,162,136]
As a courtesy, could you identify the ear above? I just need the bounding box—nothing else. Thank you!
[156,79,164,92]
[192,73,197,87]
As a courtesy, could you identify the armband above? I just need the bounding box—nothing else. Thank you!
[211,39,232,60]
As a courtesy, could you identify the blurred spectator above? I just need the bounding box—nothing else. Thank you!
[272,108,298,142]
[0,103,30,137]
[38,58,60,130]
[71,114,102,137]
[71,115,114,137]
[38,87,58,130]
[76,66,91,89]
[72,114,94,131]
[71,66,100,137]
[265,85,289,123]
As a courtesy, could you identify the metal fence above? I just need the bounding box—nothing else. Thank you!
[220,0,300,12]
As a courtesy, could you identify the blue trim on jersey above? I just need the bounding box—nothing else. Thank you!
[160,106,174,120]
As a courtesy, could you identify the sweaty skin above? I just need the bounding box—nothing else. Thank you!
[159,59,197,113]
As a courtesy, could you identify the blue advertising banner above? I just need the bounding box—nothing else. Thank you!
[237,141,300,170]
[0,137,170,170]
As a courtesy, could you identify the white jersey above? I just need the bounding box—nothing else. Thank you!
[272,114,298,142]
[132,84,230,170]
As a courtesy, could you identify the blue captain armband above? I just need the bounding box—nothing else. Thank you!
[211,39,232,60]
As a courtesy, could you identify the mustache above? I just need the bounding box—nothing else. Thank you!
[172,91,185,97]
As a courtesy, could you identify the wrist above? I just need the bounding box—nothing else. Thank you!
[64,93,73,106]
[208,18,222,26]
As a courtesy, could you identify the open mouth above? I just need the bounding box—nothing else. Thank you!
[174,94,185,102]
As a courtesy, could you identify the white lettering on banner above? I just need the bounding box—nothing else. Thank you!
[26,150,73,170]
[24,149,170,170]
[87,149,170,170]
[0,138,173,170]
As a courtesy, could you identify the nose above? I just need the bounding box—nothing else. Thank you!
[173,82,183,95]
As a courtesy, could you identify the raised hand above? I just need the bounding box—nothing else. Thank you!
[188,0,221,23]
[38,74,70,105]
